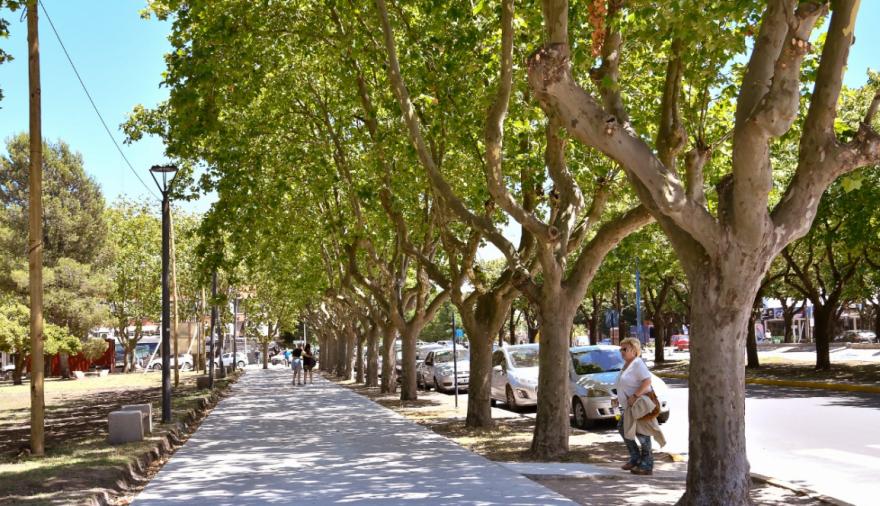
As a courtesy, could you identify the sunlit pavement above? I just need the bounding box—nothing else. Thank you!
[660,379,880,506]
[134,368,575,505]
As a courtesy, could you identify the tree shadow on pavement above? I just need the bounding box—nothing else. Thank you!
[134,369,575,505]
[532,476,823,506]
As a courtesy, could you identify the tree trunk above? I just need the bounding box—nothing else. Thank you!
[653,317,666,363]
[380,324,396,393]
[366,322,379,387]
[813,305,834,370]
[530,295,573,460]
[59,351,71,379]
[783,308,795,343]
[400,326,418,401]
[262,340,269,369]
[335,331,346,378]
[746,312,760,369]
[682,276,753,505]
[588,294,601,345]
[874,302,880,336]
[355,330,365,383]
[13,353,24,385]
[460,291,514,429]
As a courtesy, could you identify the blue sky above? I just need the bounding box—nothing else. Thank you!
[0,1,878,219]
[0,1,180,208]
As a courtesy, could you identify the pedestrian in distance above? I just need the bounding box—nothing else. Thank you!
[291,345,304,385]
[615,337,665,476]
[302,343,315,384]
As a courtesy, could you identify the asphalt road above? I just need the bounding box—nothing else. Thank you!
[661,379,880,506]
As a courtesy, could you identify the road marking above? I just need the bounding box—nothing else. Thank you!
[796,448,880,469]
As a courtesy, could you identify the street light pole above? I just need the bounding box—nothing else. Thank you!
[149,164,178,424]
[635,256,643,345]
[452,312,459,409]
[209,271,217,387]
[232,297,238,372]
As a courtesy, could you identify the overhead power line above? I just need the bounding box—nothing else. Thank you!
[37,0,160,201]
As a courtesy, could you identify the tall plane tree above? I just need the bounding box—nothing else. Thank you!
[527,0,880,502]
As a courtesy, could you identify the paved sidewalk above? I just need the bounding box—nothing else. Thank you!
[135,368,575,505]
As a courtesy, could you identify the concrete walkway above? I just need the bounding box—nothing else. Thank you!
[135,368,575,505]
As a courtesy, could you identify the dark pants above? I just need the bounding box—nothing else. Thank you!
[618,413,653,471]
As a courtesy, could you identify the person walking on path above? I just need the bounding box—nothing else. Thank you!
[302,343,315,384]
[615,337,663,476]
[291,345,303,385]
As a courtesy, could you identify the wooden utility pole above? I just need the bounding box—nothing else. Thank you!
[170,210,180,386]
[27,0,45,456]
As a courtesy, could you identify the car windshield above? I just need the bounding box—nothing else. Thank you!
[434,350,469,363]
[508,348,539,368]
[571,349,624,375]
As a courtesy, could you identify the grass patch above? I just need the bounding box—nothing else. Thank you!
[652,358,880,385]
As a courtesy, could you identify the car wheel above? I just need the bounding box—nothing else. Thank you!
[490,398,497,407]
[151,363,161,371]
[657,411,670,424]
[434,376,444,393]
[505,385,519,412]
[237,361,245,368]
[181,362,192,372]
[572,398,594,430]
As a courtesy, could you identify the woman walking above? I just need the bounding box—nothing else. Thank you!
[302,343,315,384]
[615,337,664,475]
[290,345,303,385]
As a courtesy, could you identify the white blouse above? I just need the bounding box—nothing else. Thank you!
[616,357,651,407]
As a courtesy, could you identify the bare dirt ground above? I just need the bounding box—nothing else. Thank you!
[0,371,238,505]
[333,376,826,505]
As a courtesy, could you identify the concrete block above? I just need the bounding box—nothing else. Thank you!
[108,410,144,444]
[121,403,153,434]
[72,370,85,379]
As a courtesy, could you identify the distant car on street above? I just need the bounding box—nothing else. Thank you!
[670,335,689,351]
[834,330,877,343]
[419,348,469,392]
[217,352,249,368]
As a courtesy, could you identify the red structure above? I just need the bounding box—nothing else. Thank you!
[25,338,115,376]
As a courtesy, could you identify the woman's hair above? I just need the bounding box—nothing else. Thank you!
[304,343,311,352]
[620,337,642,356]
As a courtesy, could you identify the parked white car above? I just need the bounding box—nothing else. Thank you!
[490,344,539,410]
[419,348,470,392]
[569,345,670,429]
[216,352,249,368]
[147,353,194,371]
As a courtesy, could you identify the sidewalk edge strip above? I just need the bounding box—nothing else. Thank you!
[750,472,856,506]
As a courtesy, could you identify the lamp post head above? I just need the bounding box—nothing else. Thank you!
[149,164,179,194]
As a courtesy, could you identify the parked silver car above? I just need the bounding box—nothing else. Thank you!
[419,348,469,392]
[569,345,670,429]
[490,344,539,410]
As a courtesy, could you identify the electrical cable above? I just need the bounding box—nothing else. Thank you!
[37,0,160,201]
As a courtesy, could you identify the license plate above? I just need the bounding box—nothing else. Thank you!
[611,398,619,408]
